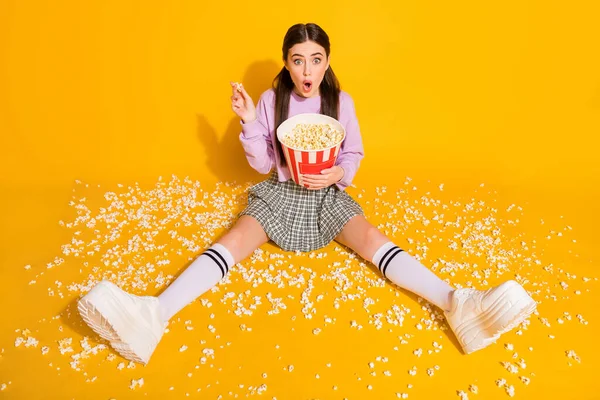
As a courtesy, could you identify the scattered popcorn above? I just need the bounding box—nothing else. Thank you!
[505,384,515,397]
[58,338,73,355]
[566,350,581,363]
[9,174,592,392]
[257,384,267,394]
[129,378,144,390]
[501,362,519,374]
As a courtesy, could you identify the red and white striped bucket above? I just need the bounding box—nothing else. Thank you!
[277,113,346,188]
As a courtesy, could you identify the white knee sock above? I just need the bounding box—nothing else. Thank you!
[158,243,235,322]
[372,241,454,311]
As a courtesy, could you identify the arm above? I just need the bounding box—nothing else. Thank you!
[238,92,276,174]
[334,94,365,191]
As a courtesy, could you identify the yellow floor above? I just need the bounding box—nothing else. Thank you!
[1,173,598,399]
[1,2,599,398]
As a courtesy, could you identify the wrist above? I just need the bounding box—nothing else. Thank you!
[242,114,257,124]
[336,166,345,182]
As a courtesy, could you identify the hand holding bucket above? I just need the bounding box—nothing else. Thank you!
[276,113,346,187]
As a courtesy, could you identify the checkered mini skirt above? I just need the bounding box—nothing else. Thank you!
[238,171,364,252]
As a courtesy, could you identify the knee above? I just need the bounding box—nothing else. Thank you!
[364,225,389,260]
[218,227,244,251]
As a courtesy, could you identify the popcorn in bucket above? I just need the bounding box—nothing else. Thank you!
[276,113,346,187]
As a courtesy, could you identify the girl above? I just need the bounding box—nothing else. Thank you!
[78,23,536,365]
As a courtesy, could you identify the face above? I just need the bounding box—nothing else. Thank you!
[285,41,330,98]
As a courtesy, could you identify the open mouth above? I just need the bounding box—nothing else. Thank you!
[302,80,313,92]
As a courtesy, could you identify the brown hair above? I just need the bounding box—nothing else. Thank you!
[272,23,341,166]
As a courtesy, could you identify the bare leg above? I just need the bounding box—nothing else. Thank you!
[335,214,536,355]
[334,214,390,261]
[335,214,454,311]
[77,215,271,364]
[158,215,269,322]
[216,215,270,264]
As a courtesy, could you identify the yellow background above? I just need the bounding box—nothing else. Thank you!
[1,0,599,399]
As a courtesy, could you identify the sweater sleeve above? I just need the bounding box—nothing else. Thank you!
[335,93,365,191]
[238,91,276,175]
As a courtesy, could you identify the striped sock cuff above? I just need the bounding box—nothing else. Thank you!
[202,243,235,278]
[372,241,405,278]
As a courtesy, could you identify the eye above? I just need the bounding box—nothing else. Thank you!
[293,59,303,65]
[313,58,321,64]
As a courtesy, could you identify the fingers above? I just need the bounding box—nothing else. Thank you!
[239,84,251,100]
[230,81,242,93]
[230,95,241,110]
[230,81,246,99]
[302,173,331,189]
[302,174,328,183]
[305,184,326,190]
[230,82,242,102]
[230,82,245,114]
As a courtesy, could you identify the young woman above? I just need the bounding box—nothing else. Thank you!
[78,23,536,365]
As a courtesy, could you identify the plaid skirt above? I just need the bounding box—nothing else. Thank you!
[238,171,364,252]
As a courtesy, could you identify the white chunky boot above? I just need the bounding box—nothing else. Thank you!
[445,280,537,354]
[77,280,166,364]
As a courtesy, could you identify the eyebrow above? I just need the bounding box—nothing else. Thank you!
[291,52,324,58]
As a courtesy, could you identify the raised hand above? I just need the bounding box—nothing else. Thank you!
[230,82,256,123]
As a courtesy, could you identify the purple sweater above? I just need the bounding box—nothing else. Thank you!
[239,89,364,191]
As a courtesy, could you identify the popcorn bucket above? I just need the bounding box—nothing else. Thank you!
[276,113,346,187]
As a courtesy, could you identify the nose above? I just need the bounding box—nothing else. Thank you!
[303,65,311,76]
